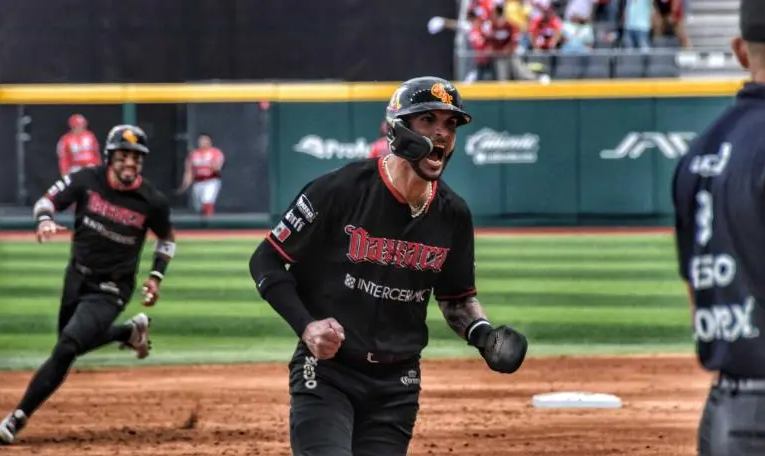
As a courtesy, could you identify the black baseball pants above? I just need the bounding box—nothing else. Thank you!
[698,378,765,455]
[288,344,421,456]
[16,265,133,417]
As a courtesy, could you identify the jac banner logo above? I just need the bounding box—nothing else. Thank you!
[599,132,697,160]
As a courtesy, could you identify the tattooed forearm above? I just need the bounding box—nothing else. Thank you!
[438,296,488,338]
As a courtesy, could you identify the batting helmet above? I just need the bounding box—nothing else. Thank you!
[385,76,472,163]
[104,124,150,161]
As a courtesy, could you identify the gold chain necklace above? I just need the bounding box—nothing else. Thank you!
[383,155,432,218]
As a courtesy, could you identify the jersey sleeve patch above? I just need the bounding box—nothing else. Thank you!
[295,194,317,223]
[265,174,337,264]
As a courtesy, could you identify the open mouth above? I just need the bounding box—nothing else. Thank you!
[120,168,137,179]
[425,145,446,168]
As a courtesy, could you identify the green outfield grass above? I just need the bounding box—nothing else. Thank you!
[0,232,694,370]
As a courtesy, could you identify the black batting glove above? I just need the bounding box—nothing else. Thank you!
[466,319,528,374]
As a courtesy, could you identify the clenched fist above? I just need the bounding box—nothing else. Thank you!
[142,277,161,307]
[302,318,345,360]
[36,219,67,243]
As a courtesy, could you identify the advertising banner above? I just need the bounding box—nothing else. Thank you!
[272,96,732,219]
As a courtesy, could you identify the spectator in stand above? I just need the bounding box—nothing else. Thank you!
[470,0,495,20]
[486,5,516,80]
[427,8,494,81]
[561,12,596,53]
[529,0,550,20]
[504,0,533,50]
[467,9,497,80]
[652,0,691,48]
[592,0,623,46]
[623,0,653,50]
[565,0,596,24]
[529,4,564,51]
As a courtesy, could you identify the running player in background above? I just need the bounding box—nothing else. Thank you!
[57,114,101,177]
[177,133,225,217]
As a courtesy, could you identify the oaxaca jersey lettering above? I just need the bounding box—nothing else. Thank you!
[343,225,450,272]
[45,166,173,300]
[266,158,477,355]
[672,82,765,378]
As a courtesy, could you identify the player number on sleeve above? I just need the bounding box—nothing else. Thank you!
[695,190,713,247]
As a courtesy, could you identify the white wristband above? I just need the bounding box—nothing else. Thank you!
[149,271,164,281]
[467,320,491,341]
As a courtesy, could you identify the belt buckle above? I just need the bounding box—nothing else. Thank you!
[366,352,380,364]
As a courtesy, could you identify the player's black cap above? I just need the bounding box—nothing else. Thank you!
[741,0,765,43]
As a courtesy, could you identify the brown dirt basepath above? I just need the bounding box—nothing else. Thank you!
[0,355,711,456]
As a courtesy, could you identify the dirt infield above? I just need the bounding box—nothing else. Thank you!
[0,355,711,455]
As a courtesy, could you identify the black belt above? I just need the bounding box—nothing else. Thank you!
[716,374,765,392]
[70,261,125,282]
[335,349,419,366]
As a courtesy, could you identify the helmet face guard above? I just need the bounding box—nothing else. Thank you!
[387,118,434,162]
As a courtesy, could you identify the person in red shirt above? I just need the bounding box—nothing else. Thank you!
[470,0,495,20]
[529,5,564,50]
[368,121,391,159]
[466,9,496,81]
[177,134,225,217]
[56,114,101,177]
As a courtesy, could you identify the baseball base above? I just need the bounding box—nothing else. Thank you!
[530,391,624,409]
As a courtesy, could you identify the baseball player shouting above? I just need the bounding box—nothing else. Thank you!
[672,0,765,454]
[249,76,527,456]
[0,125,176,445]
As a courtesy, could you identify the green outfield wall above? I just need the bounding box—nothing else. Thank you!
[0,80,742,229]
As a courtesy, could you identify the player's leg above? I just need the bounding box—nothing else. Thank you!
[85,312,151,359]
[0,293,126,444]
[57,265,85,337]
[0,267,86,444]
[288,354,355,456]
[698,384,765,455]
[191,182,203,213]
[351,364,421,456]
[200,179,221,217]
[351,392,419,456]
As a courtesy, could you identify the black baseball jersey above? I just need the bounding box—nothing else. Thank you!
[266,158,477,355]
[672,82,765,378]
[44,166,172,300]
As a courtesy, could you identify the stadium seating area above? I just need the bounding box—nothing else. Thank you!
[455,0,723,81]
[522,48,681,79]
